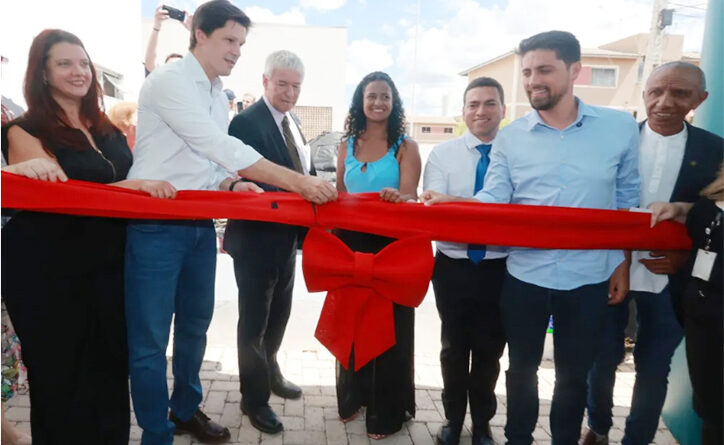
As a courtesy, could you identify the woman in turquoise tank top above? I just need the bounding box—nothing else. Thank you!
[333,72,422,439]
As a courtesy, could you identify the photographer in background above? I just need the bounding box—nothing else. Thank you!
[144,5,192,76]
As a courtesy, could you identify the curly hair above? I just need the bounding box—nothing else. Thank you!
[344,71,407,150]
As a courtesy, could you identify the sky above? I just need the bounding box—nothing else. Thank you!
[1,1,709,117]
[141,0,708,116]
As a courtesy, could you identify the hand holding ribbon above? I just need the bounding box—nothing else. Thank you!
[302,228,434,370]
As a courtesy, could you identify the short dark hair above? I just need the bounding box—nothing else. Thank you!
[189,0,251,50]
[517,30,580,65]
[463,77,505,104]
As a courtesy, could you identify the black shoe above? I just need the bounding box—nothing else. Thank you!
[436,420,462,445]
[270,374,302,399]
[472,423,494,445]
[170,409,231,444]
[241,403,284,434]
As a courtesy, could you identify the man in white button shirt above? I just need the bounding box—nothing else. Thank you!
[223,50,312,434]
[583,62,723,445]
[423,77,508,445]
[124,2,337,444]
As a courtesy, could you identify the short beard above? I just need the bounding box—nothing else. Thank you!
[527,87,564,111]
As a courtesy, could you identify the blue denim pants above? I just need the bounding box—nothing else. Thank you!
[124,220,217,445]
[501,273,609,445]
[586,286,684,445]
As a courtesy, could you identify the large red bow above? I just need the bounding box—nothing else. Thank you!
[302,228,434,370]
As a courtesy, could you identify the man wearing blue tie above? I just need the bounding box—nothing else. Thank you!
[423,77,508,445]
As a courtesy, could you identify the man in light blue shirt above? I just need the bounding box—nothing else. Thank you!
[422,30,640,445]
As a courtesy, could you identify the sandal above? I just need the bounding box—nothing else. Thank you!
[367,433,388,440]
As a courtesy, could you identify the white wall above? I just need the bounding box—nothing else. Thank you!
[145,19,348,131]
[1,0,144,109]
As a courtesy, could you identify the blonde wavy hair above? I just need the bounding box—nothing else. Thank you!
[107,101,137,133]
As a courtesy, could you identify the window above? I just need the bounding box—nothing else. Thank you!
[591,67,616,87]
[96,64,124,100]
[443,127,453,134]
[421,126,431,133]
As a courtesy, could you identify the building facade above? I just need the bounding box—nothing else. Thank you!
[459,33,700,120]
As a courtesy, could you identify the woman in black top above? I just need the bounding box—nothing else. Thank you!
[651,168,723,445]
[2,29,174,444]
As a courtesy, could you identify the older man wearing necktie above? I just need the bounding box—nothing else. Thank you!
[423,77,508,445]
[224,50,316,435]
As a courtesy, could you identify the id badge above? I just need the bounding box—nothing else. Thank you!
[692,249,717,281]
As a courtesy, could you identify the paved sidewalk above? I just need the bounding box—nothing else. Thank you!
[4,253,679,444]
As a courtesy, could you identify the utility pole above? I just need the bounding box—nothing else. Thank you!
[638,0,671,117]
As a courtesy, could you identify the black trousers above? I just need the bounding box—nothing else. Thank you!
[431,252,506,427]
[233,248,295,409]
[683,280,723,445]
[2,266,130,444]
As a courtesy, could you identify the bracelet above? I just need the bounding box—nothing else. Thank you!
[152,27,161,32]
[229,178,244,191]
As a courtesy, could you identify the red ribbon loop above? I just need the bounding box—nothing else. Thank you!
[302,228,434,370]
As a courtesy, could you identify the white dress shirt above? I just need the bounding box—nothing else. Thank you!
[630,121,687,293]
[262,95,311,175]
[423,130,507,260]
[128,53,262,190]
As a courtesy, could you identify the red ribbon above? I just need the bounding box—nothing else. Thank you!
[1,172,691,250]
[302,228,434,369]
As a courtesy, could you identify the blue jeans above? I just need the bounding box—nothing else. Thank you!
[586,287,684,445]
[125,220,216,445]
[501,273,609,445]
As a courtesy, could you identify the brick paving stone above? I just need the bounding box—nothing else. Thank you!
[427,389,442,401]
[305,395,337,407]
[490,413,506,427]
[533,427,551,440]
[345,418,367,436]
[324,407,340,419]
[609,427,625,441]
[432,400,445,418]
[325,419,348,445]
[283,430,326,444]
[203,391,227,414]
[491,425,506,444]
[376,432,413,445]
[212,380,239,391]
[130,425,143,440]
[414,390,435,410]
[4,407,30,421]
[281,415,305,431]
[407,422,435,445]
[654,429,677,445]
[7,394,30,407]
[228,391,242,403]
[414,409,442,422]
[237,424,263,443]
[221,401,243,428]
[285,398,305,417]
[260,434,284,445]
[347,433,371,445]
[305,406,325,431]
